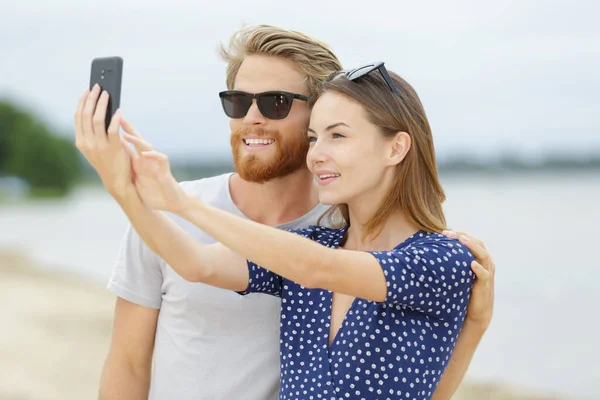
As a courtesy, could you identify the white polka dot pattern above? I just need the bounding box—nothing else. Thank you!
[243,226,474,400]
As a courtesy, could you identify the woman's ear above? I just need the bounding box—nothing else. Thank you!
[388,131,411,166]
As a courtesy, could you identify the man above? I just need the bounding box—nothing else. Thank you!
[75,25,495,400]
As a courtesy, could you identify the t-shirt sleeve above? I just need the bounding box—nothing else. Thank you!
[107,223,164,309]
[238,227,318,298]
[367,236,475,320]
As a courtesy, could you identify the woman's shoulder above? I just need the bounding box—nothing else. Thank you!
[287,225,347,244]
[398,230,458,246]
[391,230,476,267]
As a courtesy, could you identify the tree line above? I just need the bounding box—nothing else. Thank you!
[0,99,82,197]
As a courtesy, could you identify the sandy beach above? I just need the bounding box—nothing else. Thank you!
[0,249,564,400]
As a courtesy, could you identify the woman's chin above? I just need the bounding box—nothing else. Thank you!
[318,192,345,206]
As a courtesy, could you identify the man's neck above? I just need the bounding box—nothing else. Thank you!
[229,168,320,227]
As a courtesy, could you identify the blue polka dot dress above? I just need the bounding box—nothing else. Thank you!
[241,226,475,400]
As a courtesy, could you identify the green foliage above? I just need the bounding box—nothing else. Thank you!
[0,99,81,197]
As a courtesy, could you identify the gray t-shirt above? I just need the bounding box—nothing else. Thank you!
[107,172,330,400]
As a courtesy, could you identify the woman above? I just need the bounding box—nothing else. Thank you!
[119,62,477,400]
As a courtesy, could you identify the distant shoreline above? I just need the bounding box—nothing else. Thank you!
[72,157,600,185]
[169,156,600,173]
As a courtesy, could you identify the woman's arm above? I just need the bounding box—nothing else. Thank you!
[124,129,474,311]
[114,186,249,292]
[178,195,473,312]
[179,196,389,299]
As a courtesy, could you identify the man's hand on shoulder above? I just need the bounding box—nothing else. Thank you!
[443,230,495,332]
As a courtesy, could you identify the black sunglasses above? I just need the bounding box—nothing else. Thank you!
[329,61,400,97]
[219,90,312,120]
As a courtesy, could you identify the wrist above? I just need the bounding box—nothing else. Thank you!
[175,191,198,219]
[113,185,141,209]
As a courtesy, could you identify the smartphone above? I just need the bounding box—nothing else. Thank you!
[89,56,123,131]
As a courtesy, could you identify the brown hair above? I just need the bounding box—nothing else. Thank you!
[317,69,447,240]
[219,25,343,98]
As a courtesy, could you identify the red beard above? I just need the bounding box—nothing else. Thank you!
[230,127,309,184]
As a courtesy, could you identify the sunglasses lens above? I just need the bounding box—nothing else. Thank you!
[221,92,252,118]
[257,93,293,120]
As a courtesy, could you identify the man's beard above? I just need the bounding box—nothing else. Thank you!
[230,127,309,184]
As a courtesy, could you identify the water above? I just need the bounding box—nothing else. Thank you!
[1,171,599,399]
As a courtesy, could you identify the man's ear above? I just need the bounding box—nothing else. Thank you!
[388,131,411,166]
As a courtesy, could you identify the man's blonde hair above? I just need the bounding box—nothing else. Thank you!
[220,25,343,98]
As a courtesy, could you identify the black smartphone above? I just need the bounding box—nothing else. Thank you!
[89,56,123,131]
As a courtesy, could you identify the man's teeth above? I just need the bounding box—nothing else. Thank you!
[318,174,340,179]
[244,138,275,145]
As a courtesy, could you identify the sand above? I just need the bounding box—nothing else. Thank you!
[0,250,564,400]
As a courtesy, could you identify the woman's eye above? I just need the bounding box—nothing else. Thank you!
[332,133,344,139]
[307,136,317,143]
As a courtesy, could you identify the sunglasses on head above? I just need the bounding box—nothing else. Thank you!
[219,90,312,120]
[329,61,400,97]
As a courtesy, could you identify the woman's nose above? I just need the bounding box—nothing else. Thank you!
[307,139,329,166]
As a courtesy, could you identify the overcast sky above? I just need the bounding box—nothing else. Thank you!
[1,0,598,162]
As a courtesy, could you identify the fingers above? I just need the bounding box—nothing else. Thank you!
[461,236,494,276]
[455,231,488,251]
[141,150,168,165]
[93,90,110,142]
[123,132,154,155]
[82,84,101,137]
[470,260,491,281]
[120,135,137,160]
[444,230,482,245]
[120,135,142,177]
[467,259,495,330]
[80,84,109,149]
[106,109,122,146]
[443,229,493,272]
[141,150,171,178]
[443,230,484,253]
[120,116,155,158]
[120,117,144,139]
[74,89,90,148]
[119,119,158,176]
[453,231,487,250]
